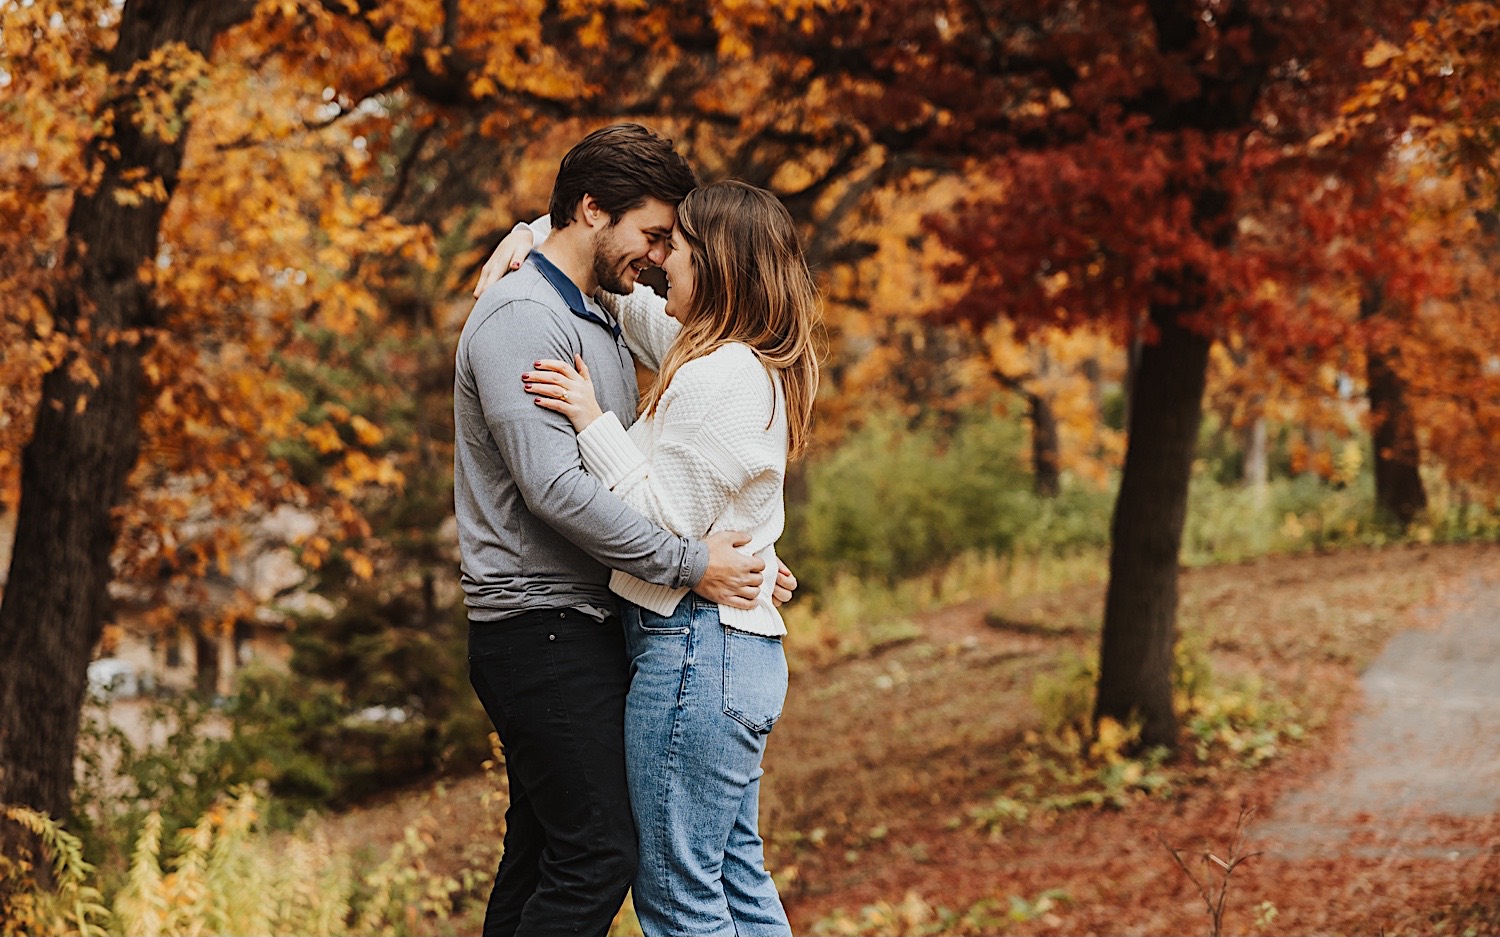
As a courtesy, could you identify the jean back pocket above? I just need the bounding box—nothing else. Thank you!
[722,629,788,733]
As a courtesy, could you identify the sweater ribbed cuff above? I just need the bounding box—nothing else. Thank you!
[718,602,788,637]
[527,214,552,245]
[610,570,689,617]
[577,411,646,490]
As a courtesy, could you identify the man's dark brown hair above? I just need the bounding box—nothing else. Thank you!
[548,123,699,229]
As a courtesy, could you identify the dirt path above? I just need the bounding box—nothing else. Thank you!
[1257,570,1500,859]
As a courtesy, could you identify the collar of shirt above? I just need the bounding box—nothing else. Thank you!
[527,249,622,340]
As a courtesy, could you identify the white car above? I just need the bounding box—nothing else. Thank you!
[87,658,143,700]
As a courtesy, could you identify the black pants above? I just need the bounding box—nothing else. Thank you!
[468,608,637,937]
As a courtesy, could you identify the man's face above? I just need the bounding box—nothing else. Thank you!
[591,197,676,296]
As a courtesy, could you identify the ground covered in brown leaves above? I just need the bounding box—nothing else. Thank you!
[324,543,1500,936]
[766,543,1500,935]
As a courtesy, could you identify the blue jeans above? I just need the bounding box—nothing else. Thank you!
[622,596,792,937]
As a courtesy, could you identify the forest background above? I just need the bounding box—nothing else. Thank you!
[1,0,1498,934]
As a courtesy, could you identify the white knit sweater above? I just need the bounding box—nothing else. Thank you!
[527,217,788,636]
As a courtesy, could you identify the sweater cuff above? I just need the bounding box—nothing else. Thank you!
[577,411,645,490]
[527,213,552,246]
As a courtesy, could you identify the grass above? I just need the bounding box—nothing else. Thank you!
[780,549,1108,668]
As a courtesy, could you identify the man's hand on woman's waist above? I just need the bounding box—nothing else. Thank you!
[696,531,765,609]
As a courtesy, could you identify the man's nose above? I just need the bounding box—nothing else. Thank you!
[647,243,667,266]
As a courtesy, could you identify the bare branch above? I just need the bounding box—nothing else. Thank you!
[382,123,438,216]
[303,73,408,130]
[1156,805,1261,937]
[442,0,460,50]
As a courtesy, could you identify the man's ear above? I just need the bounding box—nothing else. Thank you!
[578,194,608,229]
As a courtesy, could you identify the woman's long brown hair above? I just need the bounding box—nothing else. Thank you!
[640,180,821,458]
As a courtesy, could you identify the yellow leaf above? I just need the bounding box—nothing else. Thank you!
[718,32,752,59]
[1363,39,1401,68]
[305,422,343,454]
[348,552,374,579]
[578,13,606,49]
[386,25,413,58]
[351,414,384,446]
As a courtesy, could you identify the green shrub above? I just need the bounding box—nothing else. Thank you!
[1028,628,1302,777]
[70,590,491,869]
[964,628,1304,844]
[787,406,1498,606]
[782,409,1111,594]
[273,589,492,805]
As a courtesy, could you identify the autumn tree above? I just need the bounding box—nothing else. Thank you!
[0,0,269,826]
[778,0,1425,748]
[1336,3,1500,501]
[1360,254,1429,529]
[0,0,870,832]
[1230,4,1500,526]
[1222,159,1438,527]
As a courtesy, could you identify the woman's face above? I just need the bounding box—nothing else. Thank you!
[661,226,694,321]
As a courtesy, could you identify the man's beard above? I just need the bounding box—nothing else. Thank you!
[592,228,635,296]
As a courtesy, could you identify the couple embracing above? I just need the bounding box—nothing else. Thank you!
[454,124,819,936]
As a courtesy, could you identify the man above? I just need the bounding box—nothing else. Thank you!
[455,124,791,937]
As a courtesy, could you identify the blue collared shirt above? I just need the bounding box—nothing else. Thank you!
[528,249,622,340]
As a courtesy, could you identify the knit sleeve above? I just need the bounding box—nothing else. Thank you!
[575,347,782,540]
[523,213,552,243]
[598,285,680,372]
[524,213,680,371]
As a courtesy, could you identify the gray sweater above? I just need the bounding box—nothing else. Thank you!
[454,251,708,621]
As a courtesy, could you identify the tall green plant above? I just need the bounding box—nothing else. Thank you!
[782,408,1112,593]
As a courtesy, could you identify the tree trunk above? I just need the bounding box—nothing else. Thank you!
[1122,329,1144,429]
[1026,348,1061,498]
[193,623,221,699]
[1360,283,1426,528]
[1242,416,1269,494]
[1093,301,1212,751]
[0,0,253,825]
[1027,390,1061,498]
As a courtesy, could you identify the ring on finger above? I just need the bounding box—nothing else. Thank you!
[560,389,568,402]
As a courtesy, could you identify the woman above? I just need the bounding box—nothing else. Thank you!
[493,180,818,937]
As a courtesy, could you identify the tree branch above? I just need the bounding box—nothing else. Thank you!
[382,123,438,215]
